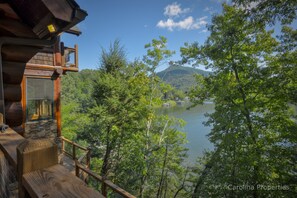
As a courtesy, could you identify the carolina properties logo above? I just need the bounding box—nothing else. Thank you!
[209,183,290,191]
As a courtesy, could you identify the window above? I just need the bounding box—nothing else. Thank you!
[27,78,54,121]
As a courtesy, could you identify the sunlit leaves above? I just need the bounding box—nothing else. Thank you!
[181,4,297,197]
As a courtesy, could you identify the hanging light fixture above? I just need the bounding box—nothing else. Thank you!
[47,24,56,33]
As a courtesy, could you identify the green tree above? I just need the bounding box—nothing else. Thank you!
[62,38,190,198]
[139,36,189,197]
[233,0,297,25]
[79,41,151,179]
[61,69,98,140]
[181,4,297,197]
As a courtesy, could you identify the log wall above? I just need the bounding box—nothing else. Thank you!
[1,44,40,135]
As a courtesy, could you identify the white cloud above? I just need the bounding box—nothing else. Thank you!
[203,6,215,14]
[157,2,208,31]
[238,1,259,11]
[157,16,208,31]
[164,2,190,17]
[200,29,208,33]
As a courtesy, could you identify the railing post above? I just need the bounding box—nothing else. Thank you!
[87,147,91,168]
[75,44,78,68]
[72,143,76,160]
[61,136,65,153]
[75,160,79,178]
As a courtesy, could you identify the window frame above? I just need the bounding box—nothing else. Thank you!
[26,77,55,122]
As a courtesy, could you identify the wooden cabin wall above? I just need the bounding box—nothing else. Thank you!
[28,52,54,65]
[2,45,41,135]
[1,36,65,139]
[18,38,62,139]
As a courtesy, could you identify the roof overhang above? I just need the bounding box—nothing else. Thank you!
[1,0,87,39]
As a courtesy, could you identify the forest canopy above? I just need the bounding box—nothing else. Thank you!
[61,1,297,197]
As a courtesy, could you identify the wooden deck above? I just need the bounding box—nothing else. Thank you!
[23,164,104,198]
[0,129,104,198]
[59,152,76,174]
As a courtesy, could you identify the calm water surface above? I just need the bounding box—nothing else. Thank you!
[159,102,215,164]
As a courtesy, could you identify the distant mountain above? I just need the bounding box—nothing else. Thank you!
[157,65,211,92]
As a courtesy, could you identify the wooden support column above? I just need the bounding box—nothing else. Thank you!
[17,139,58,198]
[55,76,61,137]
[75,44,78,68]
[21,76,26,134]
[0,113,3,124]
[54,37,61,66]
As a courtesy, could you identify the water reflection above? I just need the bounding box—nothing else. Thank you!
[158,102,215,164]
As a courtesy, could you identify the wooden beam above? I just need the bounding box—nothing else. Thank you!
[2,61,26,84]
[43,0,73,22]
[24,69,55,77]
[54,37,62,66]
[2,45,40,62]
[0,3,20,20]
[0,19,37,38]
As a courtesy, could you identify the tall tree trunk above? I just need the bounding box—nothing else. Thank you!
[101,126,112,177]
[163,170,168,198]
[231,59,259,198]
[157,145,168,198]
[174,167,188,198]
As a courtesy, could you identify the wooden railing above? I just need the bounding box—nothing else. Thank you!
[60,136,90,168]
[61,44,78,69]
[75,162,136,198]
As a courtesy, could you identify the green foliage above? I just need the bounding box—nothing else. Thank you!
[233,0,297,25]
[62,38,190,197]
[61,69,98,140]
[100,39,127,73]
[143,36,175,72]
[182,4,297,197]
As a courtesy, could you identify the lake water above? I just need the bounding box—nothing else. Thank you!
[159,102,215,164]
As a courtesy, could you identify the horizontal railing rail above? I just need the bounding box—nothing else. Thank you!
[60,136,90,168]
[75,162,136,198]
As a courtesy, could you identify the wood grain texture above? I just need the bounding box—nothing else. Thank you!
[24,68,55,77]
[23,164,105,198]
[0,128,25,169]
[17,139,59,198]
[0,19,37,38]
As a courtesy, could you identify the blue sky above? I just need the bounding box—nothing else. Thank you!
[62,0,228,71]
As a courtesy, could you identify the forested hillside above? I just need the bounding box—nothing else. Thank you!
[61,38,192,197]
[61,1,297,197]
[157,65,211,92]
